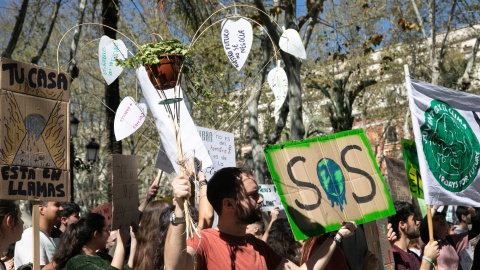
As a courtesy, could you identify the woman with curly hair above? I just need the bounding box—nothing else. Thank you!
[0,200,24,270]
[131,201,198,270]
[52,213,130,270]
[266,219,302,265]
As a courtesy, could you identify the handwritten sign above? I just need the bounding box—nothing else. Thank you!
[401,139,423,199]
[0,58,70,202]
[196,126,235,180]
[91,202,113,227]
[364,217,395,270]
[258,184,283,211]
[264,129,395,240]
[110,155,139,230]
[114,96,146,141]
[279,28,306,60]
[384,157,411,203]
[98,36,127,85]
[267,66,288,114]
[221,18,253,71]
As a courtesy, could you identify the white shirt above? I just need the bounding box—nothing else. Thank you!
[14,227,59,269]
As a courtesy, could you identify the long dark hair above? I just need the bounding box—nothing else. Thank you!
[53,213,105,269]
[132,202,198,270]
[266,219,301,265]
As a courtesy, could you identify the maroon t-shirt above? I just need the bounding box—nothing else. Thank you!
[187,228,283,270]
[392,244,421,270]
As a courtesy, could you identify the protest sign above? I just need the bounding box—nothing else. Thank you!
[114,96,146,141]
[138,67,212,174]
[364,217,395,270]
[384,157,411,202]
[92,202,113,227]
[110,155,139,230]
[258,184,283,212]
[221,18,253,71]
[0,58,70,201]
[196,126,235,180]
[401,139,423,199]
[406,77,480,206]
[264,129,395,240]
[98,36,127,85]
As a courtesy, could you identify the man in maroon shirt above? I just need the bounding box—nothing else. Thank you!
[389,201,439,270]
[165,167,358,270]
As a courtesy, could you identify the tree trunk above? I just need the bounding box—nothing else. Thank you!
[428,0,440,85]
[67,0,88,80]
[457,34,480,91]
[31,0,62,64]
[2,0,29,58]
[248,34,271,184]
[102,0,122,155]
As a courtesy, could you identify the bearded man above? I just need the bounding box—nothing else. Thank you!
[388,201,439,270]
[165,167,358,270]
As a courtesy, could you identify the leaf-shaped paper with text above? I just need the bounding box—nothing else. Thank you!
[279,29,306,59]
[98,36,128,85]
[114,96,146,141]
[221,18,253,71]
[268,66,288,113]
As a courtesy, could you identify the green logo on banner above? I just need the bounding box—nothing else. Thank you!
[420,100,480,192]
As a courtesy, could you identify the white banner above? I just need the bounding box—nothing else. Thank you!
[258,184,283,212]
[406,76,480,206]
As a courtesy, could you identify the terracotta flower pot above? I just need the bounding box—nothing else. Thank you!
[145,54,184,90]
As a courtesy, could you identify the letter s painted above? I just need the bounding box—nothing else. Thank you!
[287,156,322,211]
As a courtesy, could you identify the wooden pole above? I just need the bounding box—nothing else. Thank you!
[153,169,163,186]
[32,201,40,270]
[426,205,438,270]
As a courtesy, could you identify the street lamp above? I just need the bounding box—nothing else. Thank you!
[70,113,80,137]
[86,138,100,163]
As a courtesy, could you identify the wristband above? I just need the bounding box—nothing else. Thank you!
[199,182,207,188]
[422,256,435,267]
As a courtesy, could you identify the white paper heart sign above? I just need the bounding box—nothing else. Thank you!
[114,96,146,141]
[221,18,253,71]
[267,66,288,113]
[98,35,128,85]
[279,29,306,60]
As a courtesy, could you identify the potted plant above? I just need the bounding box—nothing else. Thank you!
[117,39,191,90]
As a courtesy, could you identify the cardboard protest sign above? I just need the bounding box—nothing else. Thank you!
[196,126,235,180]
[401,139,423,199]
[110,155,139,230]
[258,184,283,211]
[92,202,113,227]
[264,129,395,240]
[138,67,212,174]
[221,18,253,71]
[0,58,70,201]
[384,157,411,202]
[364,217,395,270]
[406,77,480,206]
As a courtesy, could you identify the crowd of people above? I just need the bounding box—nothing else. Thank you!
[0,165,479,270]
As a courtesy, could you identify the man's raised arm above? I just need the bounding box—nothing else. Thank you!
[164,174,195,270]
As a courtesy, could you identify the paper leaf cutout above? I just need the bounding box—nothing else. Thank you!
[98,36,128,85]
[221,18,253,71]
[268,66,288,113]
[279,29,306,60]
[114,96,146,141]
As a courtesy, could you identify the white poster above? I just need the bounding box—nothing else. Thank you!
[258,184,283,212]
[196,126,235,180]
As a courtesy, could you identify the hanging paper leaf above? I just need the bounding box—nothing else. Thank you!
[279,28,306,59]
[98,35,128,85]
[221,18,253,71]
[114,96,146,141]
[268,66,288,114]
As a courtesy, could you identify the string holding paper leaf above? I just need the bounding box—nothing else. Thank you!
[267,65,288,114]
[221,18,253,71]
[98,36,128,85]
[114,96,147,141]
[279,28,306,60]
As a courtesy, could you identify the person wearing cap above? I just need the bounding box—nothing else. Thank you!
[419,205,480,270]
